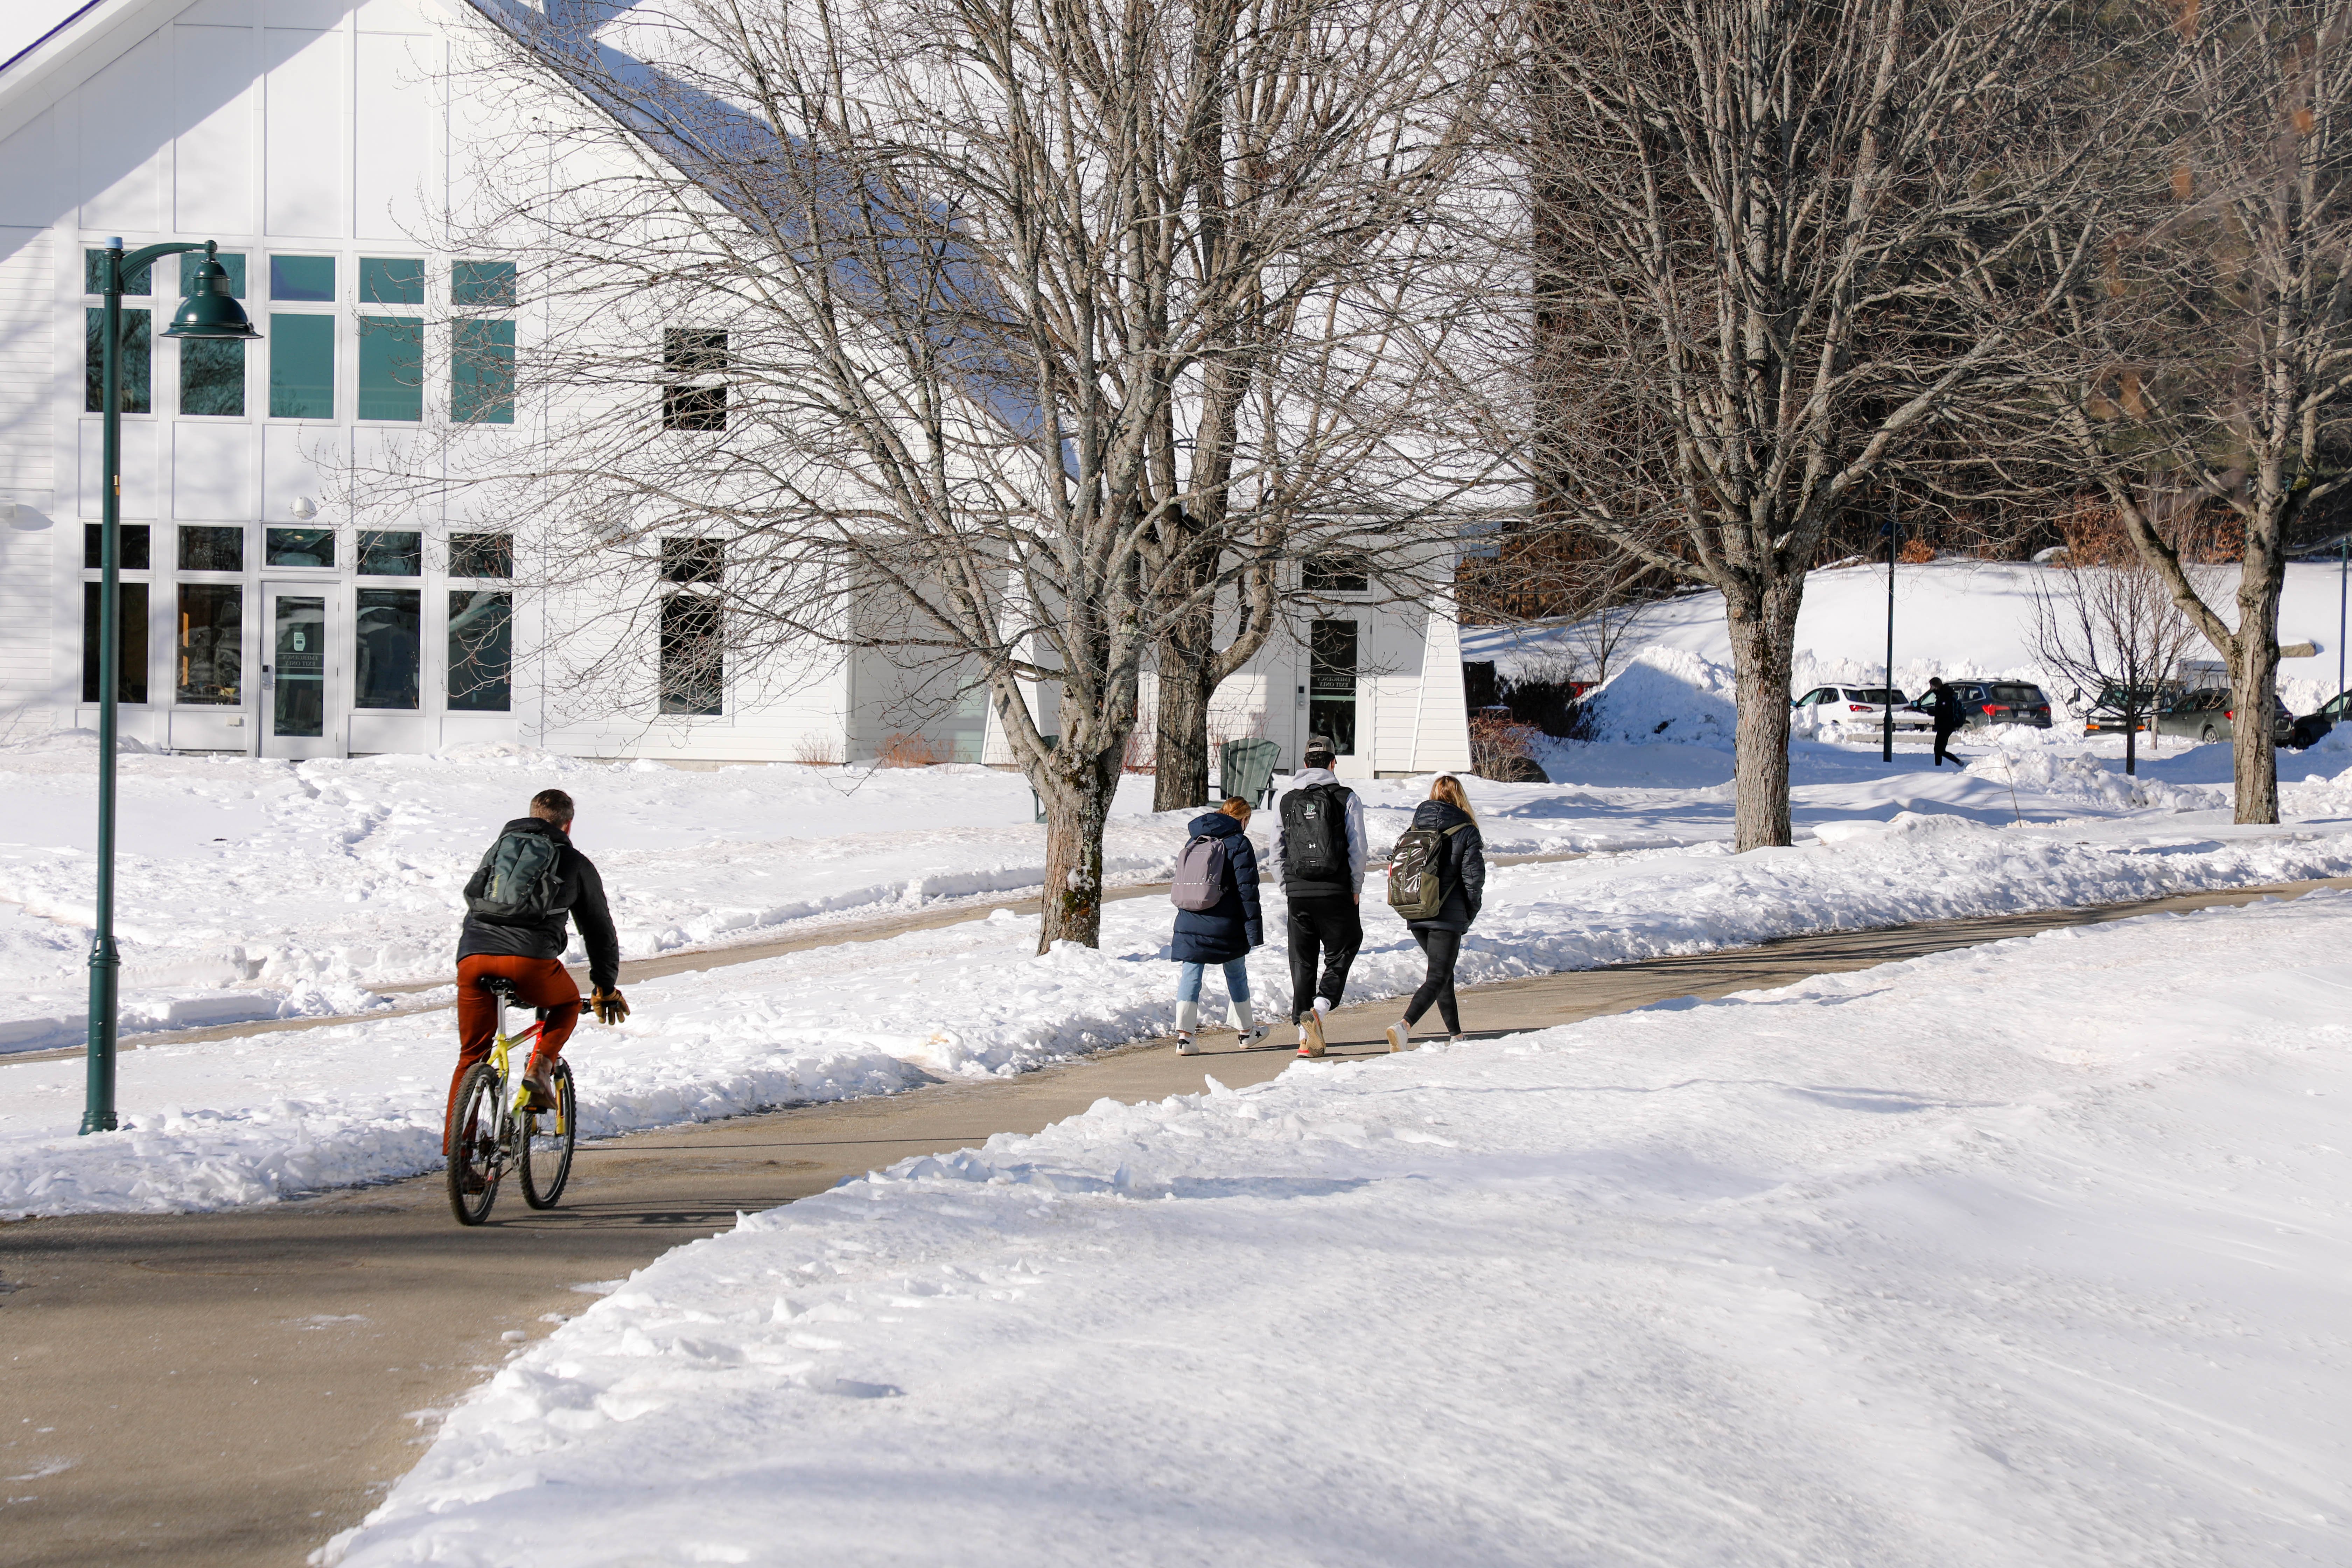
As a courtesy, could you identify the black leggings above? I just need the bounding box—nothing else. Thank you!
[1403,928,1462,1034]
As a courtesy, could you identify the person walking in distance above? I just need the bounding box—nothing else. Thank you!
[1384,775,1486,1052]
[1275,735,1367,1058]
[1923,676,1967,766]
[450,789,628,1152]
[1168,797,1267,1055]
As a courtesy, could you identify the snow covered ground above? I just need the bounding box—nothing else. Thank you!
[323,876,2352,1567]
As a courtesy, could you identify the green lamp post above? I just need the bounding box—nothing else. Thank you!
[82,238,260,1136]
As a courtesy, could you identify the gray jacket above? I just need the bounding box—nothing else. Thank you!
[1272,767,1368,897]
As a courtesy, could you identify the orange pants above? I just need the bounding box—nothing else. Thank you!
[448,955,581,1147]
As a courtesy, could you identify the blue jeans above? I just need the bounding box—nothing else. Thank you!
[1176,958,1251,1003]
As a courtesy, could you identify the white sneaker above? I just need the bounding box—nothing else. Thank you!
[1298,1009,1327,1058]
[1236,1025,1270,1049]
[1175,1032,1198,1056]
[1386,1021,1409,1053]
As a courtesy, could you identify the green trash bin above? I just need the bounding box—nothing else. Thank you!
[1218,738,1282,809]
[1028,735,1058,823]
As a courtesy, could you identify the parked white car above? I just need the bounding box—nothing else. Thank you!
[1792,685,1932,734]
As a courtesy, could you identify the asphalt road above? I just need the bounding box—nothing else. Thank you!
[4,874,2344,1567]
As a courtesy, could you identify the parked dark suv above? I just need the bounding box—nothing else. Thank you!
[2290,691,2352,749]
[1942,680,2053,729]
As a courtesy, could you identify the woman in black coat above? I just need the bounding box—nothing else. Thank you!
[1387,775,1485,1051]
[1170,798,1266,1054]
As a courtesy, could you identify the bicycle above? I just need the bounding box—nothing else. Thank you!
[446,974,578,1225]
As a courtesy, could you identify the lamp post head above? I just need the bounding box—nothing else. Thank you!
[162,242,260,341]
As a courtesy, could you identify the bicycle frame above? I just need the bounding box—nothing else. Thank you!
[489,993,562,1135]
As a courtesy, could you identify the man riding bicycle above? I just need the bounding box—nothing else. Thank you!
[450,789,627,1147]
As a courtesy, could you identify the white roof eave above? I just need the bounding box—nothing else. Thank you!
[0,0,197,154]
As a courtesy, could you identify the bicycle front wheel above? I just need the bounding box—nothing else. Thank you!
[519,1060,577,1210]
[446,1062,505,1225]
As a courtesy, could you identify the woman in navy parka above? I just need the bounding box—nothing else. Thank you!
[1170,797,1267,1054]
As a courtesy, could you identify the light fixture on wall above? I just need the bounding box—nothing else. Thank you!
[288,496,318,520]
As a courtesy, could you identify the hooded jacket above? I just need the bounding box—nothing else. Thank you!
[1273,766,1368,899]
[1169,809,1264,964]
[454,817,622,989]
[1402,798,1486,934]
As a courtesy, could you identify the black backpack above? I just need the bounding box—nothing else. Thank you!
[1281,783,1351,882]
[464,827,567,923]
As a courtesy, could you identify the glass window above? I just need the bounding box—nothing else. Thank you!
[265,527,335,568]
[176,584,242,705]
[358,315,424,421]
[449,590,512,712]
[270,255,335,302]
[82,581,149,704]
[268,314,334,419]
[663,329,728,432]
[179,251,246,299]
[271,594,327,737]
[84,249,152,296]
[450,532,513,578]
[659,595,722,715]
[355,588,421,710]
[358,530,422,576]
[660,537,722,584]
[83,524,150,570]
[85,307,152,414]
[452,319,514,425]
[1308,618,1358,756]
[180,337,245,417]
[179,525,244,572]
[1302,555,1370,594]
[360,258,426,305]
[451,260,517,309]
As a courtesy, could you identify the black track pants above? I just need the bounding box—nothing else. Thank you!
[1286,894,1363,1021]
[1933,724,1961,765]
[1404,927,1463,1034]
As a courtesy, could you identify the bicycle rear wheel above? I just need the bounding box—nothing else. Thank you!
[519,1060,576,1209]
[446,1062,505,1225]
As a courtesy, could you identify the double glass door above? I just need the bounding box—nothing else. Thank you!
[262,584,338,757]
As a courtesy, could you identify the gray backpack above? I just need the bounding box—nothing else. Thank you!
[1169,834,1228,912]
[1385,822,1468,920]
[464,828,566,923]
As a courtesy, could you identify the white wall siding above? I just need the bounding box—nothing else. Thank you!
[174,24,258,234]
[0,225,54,504]
[263,26,344,238]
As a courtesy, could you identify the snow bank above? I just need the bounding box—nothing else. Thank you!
[324,890,2352,1568]
[1572,644,1738,749]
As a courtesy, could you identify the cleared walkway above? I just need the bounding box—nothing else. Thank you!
[2,874,2343,1567]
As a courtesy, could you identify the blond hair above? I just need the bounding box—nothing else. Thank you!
[1219,796,1253,821]
[1429,775,1475,821]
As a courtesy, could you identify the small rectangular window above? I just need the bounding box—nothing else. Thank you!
[355,587,422,710]
[176,583,243,705]
[662,329,728,432]
[357,530,422,576]
[270,255,336,302]
[358,315,425,421]
[1308,617,1359,757]
[449,532,514,579]
[659,595,723,715]
[85,307,152,413]
[359,258,426,305]
[83,524,151,570]
[660,537,722,584]
[180,337,246,417]
[1302,555,1369,594]
[452,320,515,425]
[179,525,244,572]
[179,251,247,299]
[265,527,335,568]
[82,580,150,704]
[451,260,517,309]
[84,249,152,296]
[448,590,512,712]
[269,314,335,418]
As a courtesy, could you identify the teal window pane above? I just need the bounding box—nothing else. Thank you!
[270,255,335,302]
[84,249,151,296]
[269,314,335,418]
[360,258,426,305]
[449,532,513,578]
[357,530,422,576]
[451,260,516,309]
[357,315,424,421]
[178,525,243,572]
[453,319,514,425]
[85,307,152,414]
[83,524,151,569]
[179,251,246,299]
[355,588,421,710]
[448,590,512,711]
[265,527,335,568]
[180,337,245,416]
[82,581,149,703]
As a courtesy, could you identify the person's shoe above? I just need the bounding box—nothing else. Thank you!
[522,1059,560,1112]
[1236,1024,1270,1049]
[1175,1032,1198,1056]
[1386,1021,1409,1053]
[1298,1008,1328,1058]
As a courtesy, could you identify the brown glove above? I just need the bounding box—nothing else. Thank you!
[590,987,630,1026]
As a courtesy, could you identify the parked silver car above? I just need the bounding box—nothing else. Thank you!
[2155,688,2293,746]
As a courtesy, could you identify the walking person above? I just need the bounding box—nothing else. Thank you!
[1274,736,1367,1058]
[1923,676,1967,766]
[1168,796,1267,1055]
[1384,775,1486,1052]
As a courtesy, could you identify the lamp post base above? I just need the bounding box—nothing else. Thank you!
[81,944,120,1134]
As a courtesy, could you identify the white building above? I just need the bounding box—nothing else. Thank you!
[0,0,1470,778]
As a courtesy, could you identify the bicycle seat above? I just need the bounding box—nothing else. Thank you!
[475,975,520,1000]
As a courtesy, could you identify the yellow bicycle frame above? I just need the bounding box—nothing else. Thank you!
[490,996,566,1136]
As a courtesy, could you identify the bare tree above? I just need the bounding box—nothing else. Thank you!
[2028,522,2204,776]
[2036,0,2352,824]
[397,0,1483,948]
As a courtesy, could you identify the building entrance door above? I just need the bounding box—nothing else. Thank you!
[260,584,342,758]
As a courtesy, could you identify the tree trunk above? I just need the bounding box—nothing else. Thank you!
[1037,754,1119,952]
[2232,551,2283,824]
[1724,576,1803,850]
[1153,603,1216,811]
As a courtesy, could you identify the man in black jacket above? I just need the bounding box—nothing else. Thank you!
[1273,736,1367,1058]
[1922,676,1968,766]
[450,789,627,1140]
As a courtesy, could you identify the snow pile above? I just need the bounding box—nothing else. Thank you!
[12,814,2352,1216]
[1573,644,1739,748]
[324,892,2352,1568]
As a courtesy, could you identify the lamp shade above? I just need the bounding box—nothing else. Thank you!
[163,247,261,341]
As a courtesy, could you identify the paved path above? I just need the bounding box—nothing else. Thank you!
[3,875,2344,1567]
